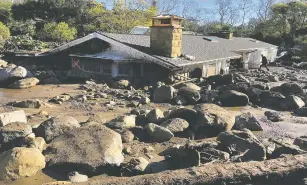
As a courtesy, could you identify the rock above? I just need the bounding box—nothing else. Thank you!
[274,82,303,95]
[139,97,150,105]
[112,80,129,89]
[0,122,32,149]
[9,77,39,89]
[35,115,80,142]
[251,81,269,90]
[160,118,189,133]
[193,104,235,136]
[68,172,88,183]
[280,95,305,111]
[264,111,283,122]
[261,139,276,156]
[147,109,164,123]
[119,130,134,143]
[207,74,233,88]
[270,138,306,159]
[0,147,45,181]
[293,107,307,117]
[173,95,187,105]
[294,136,307,151]
[114,115,136,128]
[86,114,106,125]
[9,99,43,109]
[0,110,27,127]
[38,110,49,117]
[259,90,286,107]
[233,73,250,83]
[153,85,176,103]
[0,59,8,67]
[200,90,219,103]
[144,123,174,142]
[217,90,249,107]
[176,83,201,91]
[234,112,263,131]
[45,124,124,173]
[268,75,279,82]
[217,129,266,161]
[0,65,31,83]
[246,87,263,105]
[167,108,198,124]
[122,157,149,176]
[178,87,200,104]
[31,137,47,152]
[228,83,249,94]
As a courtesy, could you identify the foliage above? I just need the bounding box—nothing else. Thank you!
[39,22,77,42]
[0,22,10,47]
[8,20,36,36]
[3,34,46,51]
[0,0,12,24]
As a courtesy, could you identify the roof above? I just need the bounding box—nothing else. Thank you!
[39,32,277,70]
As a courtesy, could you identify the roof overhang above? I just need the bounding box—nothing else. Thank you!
[177,55,241,67]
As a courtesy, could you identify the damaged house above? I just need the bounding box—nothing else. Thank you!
[8,15,278,84]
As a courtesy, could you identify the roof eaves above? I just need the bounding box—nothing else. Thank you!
[177,55,241,67]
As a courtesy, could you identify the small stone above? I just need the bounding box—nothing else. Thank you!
[145,123,174,142]
[147,109,164,123]
[68,172,88,183]
[264,111,283,122]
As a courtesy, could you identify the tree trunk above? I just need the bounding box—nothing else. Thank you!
[81,154,307,185]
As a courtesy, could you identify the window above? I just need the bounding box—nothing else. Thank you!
[102,63,112,75]
[82,62,100,73]
[118,64,132,77]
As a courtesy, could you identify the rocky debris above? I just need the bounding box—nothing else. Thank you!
[49,94,71,104]
[294,136,307,151]
[0,64,32,84]
[45,124,124,173]
[217,129,266,161]
[217,90,249,107]
[160,118,189,134]
[30,137,47,152]
[166,108,197,124]
[200,90,219,103]
[280,95,305,111]
[112,80,129,89]
[273,82,303,95]
[0,110,27,127]
[0,147,45,181]
[114,115,136,128]
[206,74,233,88]
[251,81,269,90]
[234,112,263,131]
[173,95,187,105]
[9,99,50,109]
[139,97,150,105]
[233,73,250,83]
[175,83,201,91]
[269,138,306,159]
[293,107,307,117]
[121,157,149,176]
[119,130,135,143]
[261,139,276,156]
[153,85,176,103]
[178,87,200,104]
[68,172,88,183]
[8,77,39,89]
[144,123,174,143]
[264,111,283,122]
[147,109,164,123]
[268,75,279,82]
[35,115,80,142]
[193,104,235,137]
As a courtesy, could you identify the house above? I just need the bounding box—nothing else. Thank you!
[7,15,278,84]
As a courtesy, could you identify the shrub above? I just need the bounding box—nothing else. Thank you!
[9,20,36,36]
[39,22,77,42]
[0,21,10,47]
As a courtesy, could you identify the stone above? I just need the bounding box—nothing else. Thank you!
[9,77,39,89]
[160,118,189,133]
[153,85,176,103]
[268,75,279,82]
[200,90,219,103]
[68,172,88,183]
[45,124,124,173]
[0,65,31,83]
[217,90,249,107]
[228,83,249,94]
[264,111,283,122]
[139,97,150,105]
[0,59,8,67]
[270,138,306,159]
[0,110,27,127]
[293,107,307,117]
[259,90,286,107]
[147,109,164,123]
[86,114,106,124]
[38,110,49,117]
[280,95,305,111]
[144,123,174,142]
[122,157,149,176]
[112,80,129,89]
[0,147,45,181]
[114,115,136,128]
[206,74,233,88]
[251,81,269,90]
[217,129,266,161]
[120,130,134,143]
[234,112,263,131]
[178,87,201,104]
[176,83,201,91]
[294,136,307,151]
[35,115,80,142]
[0,122,32,148]
[10,99,43,109]
[193,104,235,136]
[173,95,187,105]
[233,73,250,83]
[261,139,276,156]
[167,108,198,125]
[31,137,47,152]
[274,82,303,95]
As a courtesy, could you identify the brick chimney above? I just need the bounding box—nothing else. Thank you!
[150,15,184,58]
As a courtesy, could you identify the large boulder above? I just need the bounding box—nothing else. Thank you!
[144,123,174,142]
[35,116,80,142]
[114,115,136,128]
[206,74,233,88]
[200,90,219,103]
[234,112,263,131]
[294,136,307,151]
[280,95,305,111]
[0,147,45,181]
[217,129,266,161]
[9,77,39,89]
[112,80,129,89]
[293,107,307,117]
[264,111,283,122]
[217,90,249,107]
[166,108,198,124]
[121,157,149,176]
[45,124,124,173]
[147,109,164,123]
[272,82,303,95]
[0,65,31,84]
[178,87,201,104]
[153,85,176,103]
[175,83,201,91]
[193,104,235,136]
[9,99,44,109]
[160,118,189,133]
[0,110,27,127]
[259,90,286,108]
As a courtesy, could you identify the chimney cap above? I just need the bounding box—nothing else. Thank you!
[152,14,184,20]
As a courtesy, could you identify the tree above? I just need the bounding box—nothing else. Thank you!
[0,0,13,24]
[0,22,10,47]
[216,0,238,26]
[237,0,254,26]
[39,22,77,42]
[256,0,276,21]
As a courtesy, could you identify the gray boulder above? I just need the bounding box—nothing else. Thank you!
[35,115,80,142]
[268,75,279,82]
[200,90,219,103]
[280,95,305,111]
[294,136,307,151]
[217,129,266,161]
[273,82,303,95]
[251,81,269,90]
[9,99,43,109]
[160,118,189,133]
[153,85,176,103]
[145,123,174,142]
[173,95,188,106]
[0,65,31,83]
[0,110,27,127]
[259,90,286,107]
[234,112,263,131]
[270,138,306,159]
[178,87,200,104]
[233,73,250,83]
[45,124,124,173]
[147,108,164,123]
[264,111,283,122]
[9,77,39,89]
[121,157,149,176]
[217,90,249,107]
[293,107,307,117]
[167,107,198,124]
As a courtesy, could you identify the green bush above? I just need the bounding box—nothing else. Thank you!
[9,20,36,36]
[0,22,10,47]
[4,35,47,51]
[39,22,77,42]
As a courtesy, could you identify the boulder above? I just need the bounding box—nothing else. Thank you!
[173,95,188,105]
[121,157,149,176]
[268,75,279,82]
[119,130,134,143]
[153,85,176,103]
[273,82,303,95]
[200,90,219,103]
[264,111,283,122]
[293,107,307,117]
[45,124,124,173]
[9,77,39,89]
[160,118,189,133]
[217,129,266,161]
[218,90,249,107]
[251,81,269,90]
[0,147,45,181]
[234,112,263,131]
[0,59,8,67]
[49,94,71,104]
[9,99,43,109]
[178,87,201,104]
[0,110,27,127]
[114,115,136,128]
[294,136,307,151]
[233,73,250,83]
[144,123,174,142]
[30,137,47,152]
[0,122,32,147]
[193,104,235,136]
[246,87,263,105]
[35,115,80,142]
[280,95,305,111]
[176,83,201,91]
[259,90,286,108]
[270,138,306,159]
[147,109,164,123]
[86,114,106,125]
[68,172,88,183]
[0,65,31,83]
[139,97,150,105]
[167,108,198,124]
[228,83,249,94]
[112,80,129,89]
[206,74,233,88]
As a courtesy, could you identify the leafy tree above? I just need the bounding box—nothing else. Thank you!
[0,22,10,47]
[39,22,77,42]
[0,0,13,24]
[8,20,36,36]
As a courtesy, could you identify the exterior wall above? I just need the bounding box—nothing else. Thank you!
[143,63,170,83]
[150,26,182,58]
